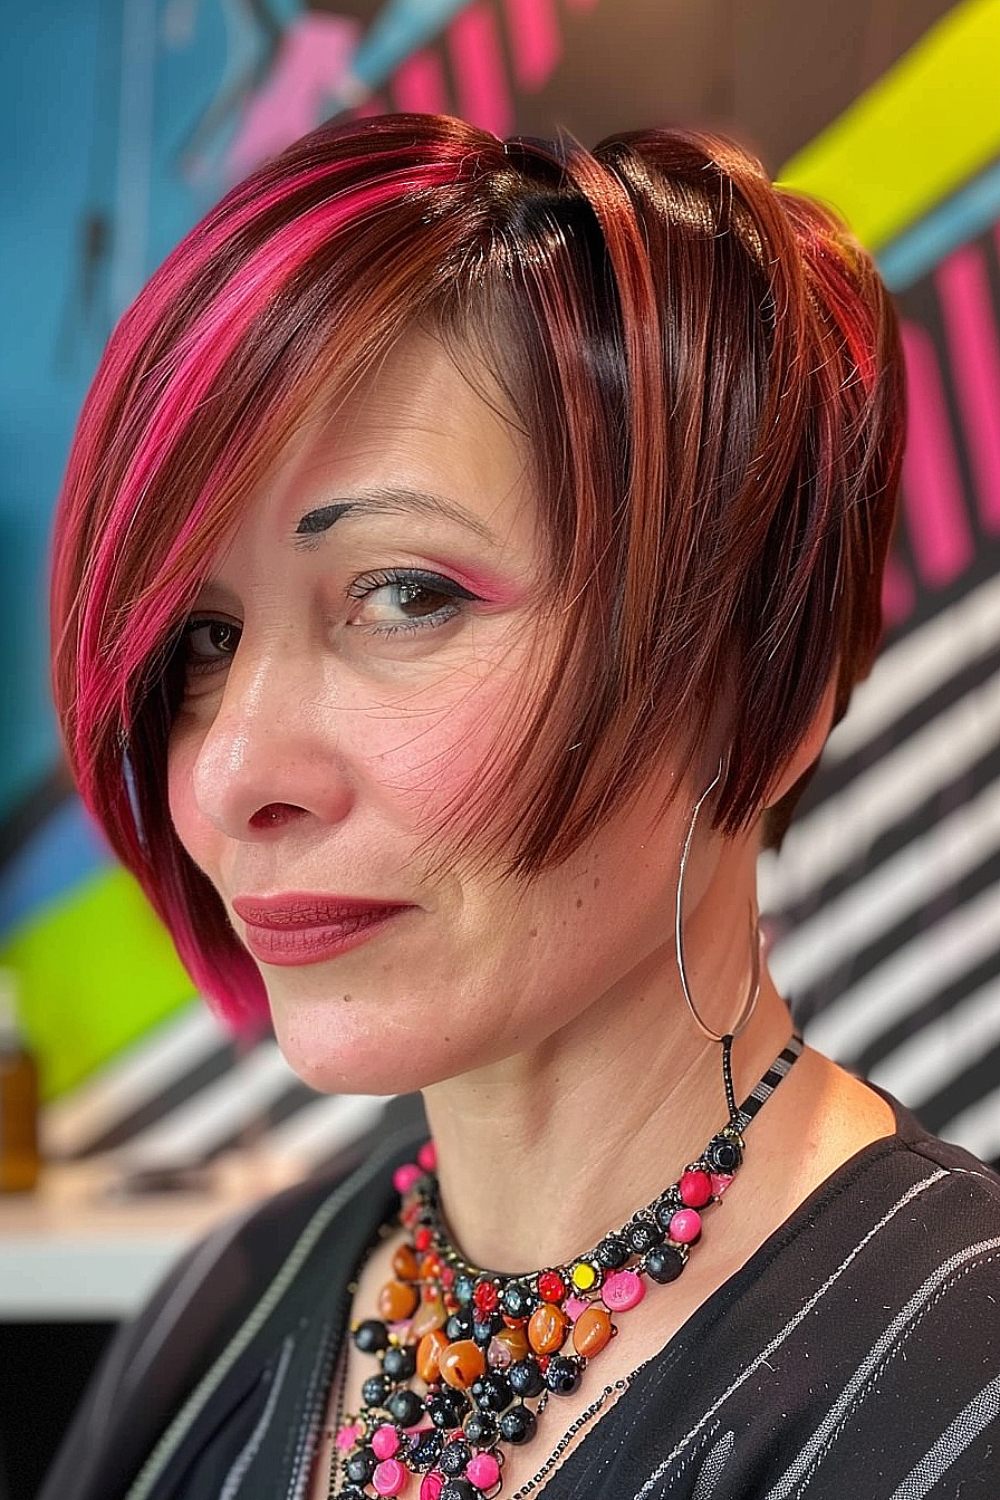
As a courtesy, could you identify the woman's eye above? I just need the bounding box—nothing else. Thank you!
[347,570,480,634]
[181,618,242,674]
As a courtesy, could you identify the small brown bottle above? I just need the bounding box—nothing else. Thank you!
[0,968,40,1192]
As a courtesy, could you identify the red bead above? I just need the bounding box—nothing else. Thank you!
[679,1169,713,1208]
[473,1281,500,1314]
[537,1271,566,1303]
[414,1227,433,1252]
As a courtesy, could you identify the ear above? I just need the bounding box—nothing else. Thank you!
[763,670,839,809]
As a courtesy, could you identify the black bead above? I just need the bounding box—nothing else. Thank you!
[595,1235,629,1270]
[499,1404,537,1444]
[471,1371,514,1412]
[626,1217,663,1254]
[439,1439,472,1476]
[428,1389,468,1430]
[440,1482,477,1500]
[410,1430,444,1470]
[344,1447,377,1485]
[472,1312,503,1346]
[654,1194,682,1231]
[707,1134,742,1173]
[463,1410,498,1445]
[646,1244,686,1284]
[353,1318,389,1354]
[544,1355,582,1396]
[361,1373,391,1408]
[501,1280,536,1319]
[508,1357,545,1398]
[454,1274,477,1307]
[383,1344,417,1381]
[445,1310,474,1342]
[387,1388,425,1428]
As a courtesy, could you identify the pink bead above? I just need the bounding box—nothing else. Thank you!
[373,1457,409,1495]
[420,1473,444,1500]
[669,1208,702,1244]
[710,1172,733,1197]
[487,1335,512,1369]
[418,1140,437,1172]
[467,1452,501,1489]
[393,1162,423,1194]
[336,1421,362,1450]
[373,1424,401,1459]
[679,1169,712,1208]
[564,1294,589,1321]
[602,1270,645,1311]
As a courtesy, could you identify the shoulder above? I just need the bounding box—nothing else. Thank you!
[38,1124,423,1500]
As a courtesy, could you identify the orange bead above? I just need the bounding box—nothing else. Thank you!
[417,1327,450,1383]
[492,1324,529,1362]
[527,1302,569,1355]
[439,1339,487,1391]
[410,1294,447,1341]
[572,1305,613,1358]
[378,1279,419,1322]
[392,1244,420,1281]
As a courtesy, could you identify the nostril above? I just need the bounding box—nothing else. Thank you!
[249,803,302,830]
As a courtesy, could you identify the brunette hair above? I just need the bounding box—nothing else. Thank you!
[50,114,905,1024]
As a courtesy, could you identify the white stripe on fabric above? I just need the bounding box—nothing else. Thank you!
[802,880,1000,1062]
[762,1240,1000,1499]
[219,1335,295,1500]
[631,1173,948,1498]
[887,1370,1000,1500]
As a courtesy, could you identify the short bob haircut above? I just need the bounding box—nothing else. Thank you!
[50,114,905,1026]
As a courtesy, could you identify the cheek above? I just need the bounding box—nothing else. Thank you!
[165,728,208,868]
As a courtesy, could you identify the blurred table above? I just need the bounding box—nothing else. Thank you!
[0,1154,300,1320]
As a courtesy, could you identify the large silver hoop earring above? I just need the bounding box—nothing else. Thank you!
[675,757,761,1043]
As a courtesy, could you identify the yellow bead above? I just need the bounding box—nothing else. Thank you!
[571,1261,598,1291]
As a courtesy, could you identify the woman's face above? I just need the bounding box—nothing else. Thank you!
[168,333,699,1094]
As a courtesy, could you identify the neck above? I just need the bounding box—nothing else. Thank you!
[421,847,793,1274]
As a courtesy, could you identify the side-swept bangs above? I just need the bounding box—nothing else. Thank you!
[50,114,905,1024]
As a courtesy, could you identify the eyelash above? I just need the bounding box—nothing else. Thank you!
[179,568,481,675]
[346,568,481,636]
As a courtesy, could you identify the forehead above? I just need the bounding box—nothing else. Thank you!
[247,332,538,549]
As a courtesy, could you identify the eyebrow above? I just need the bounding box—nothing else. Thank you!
[293,486,497,548]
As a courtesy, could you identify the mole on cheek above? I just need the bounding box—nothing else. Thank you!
[342,994,353,1003]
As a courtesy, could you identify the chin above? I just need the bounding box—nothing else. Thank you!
[267,992,483,1098]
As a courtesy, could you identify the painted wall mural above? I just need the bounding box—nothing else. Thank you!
[1,0,998,1175]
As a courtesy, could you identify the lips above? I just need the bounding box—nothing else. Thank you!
[232,893,412,967]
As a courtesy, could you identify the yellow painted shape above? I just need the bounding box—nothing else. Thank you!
[779,0,1000,250]
[0,866,195,1099]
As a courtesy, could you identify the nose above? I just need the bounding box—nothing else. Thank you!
[188,640,355,840]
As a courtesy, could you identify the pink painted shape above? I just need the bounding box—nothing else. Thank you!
[881,552,915,629]
[503,0,562,89]
[936,239,1000,533]
[899,321,973,587]
[392,48,449,115]
[227,15,361,180]
[448,1,513,137]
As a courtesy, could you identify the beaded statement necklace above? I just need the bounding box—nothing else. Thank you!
[330,1032,803,1500]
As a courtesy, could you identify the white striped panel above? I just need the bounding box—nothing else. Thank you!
[768,776,1000,997]
[802,879,1000,1061]
[264,1093,389,1171]
[759,668,1000,912]
[940,1081,1000,1164]
[870,975,1000,1107]
[824,572,1000,763]
[41,1000,226,1158]
[117,1040,300,1167]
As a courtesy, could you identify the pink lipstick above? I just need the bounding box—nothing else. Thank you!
[232,893,411,967]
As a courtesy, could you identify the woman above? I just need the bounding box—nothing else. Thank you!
[44,115,998,1499]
